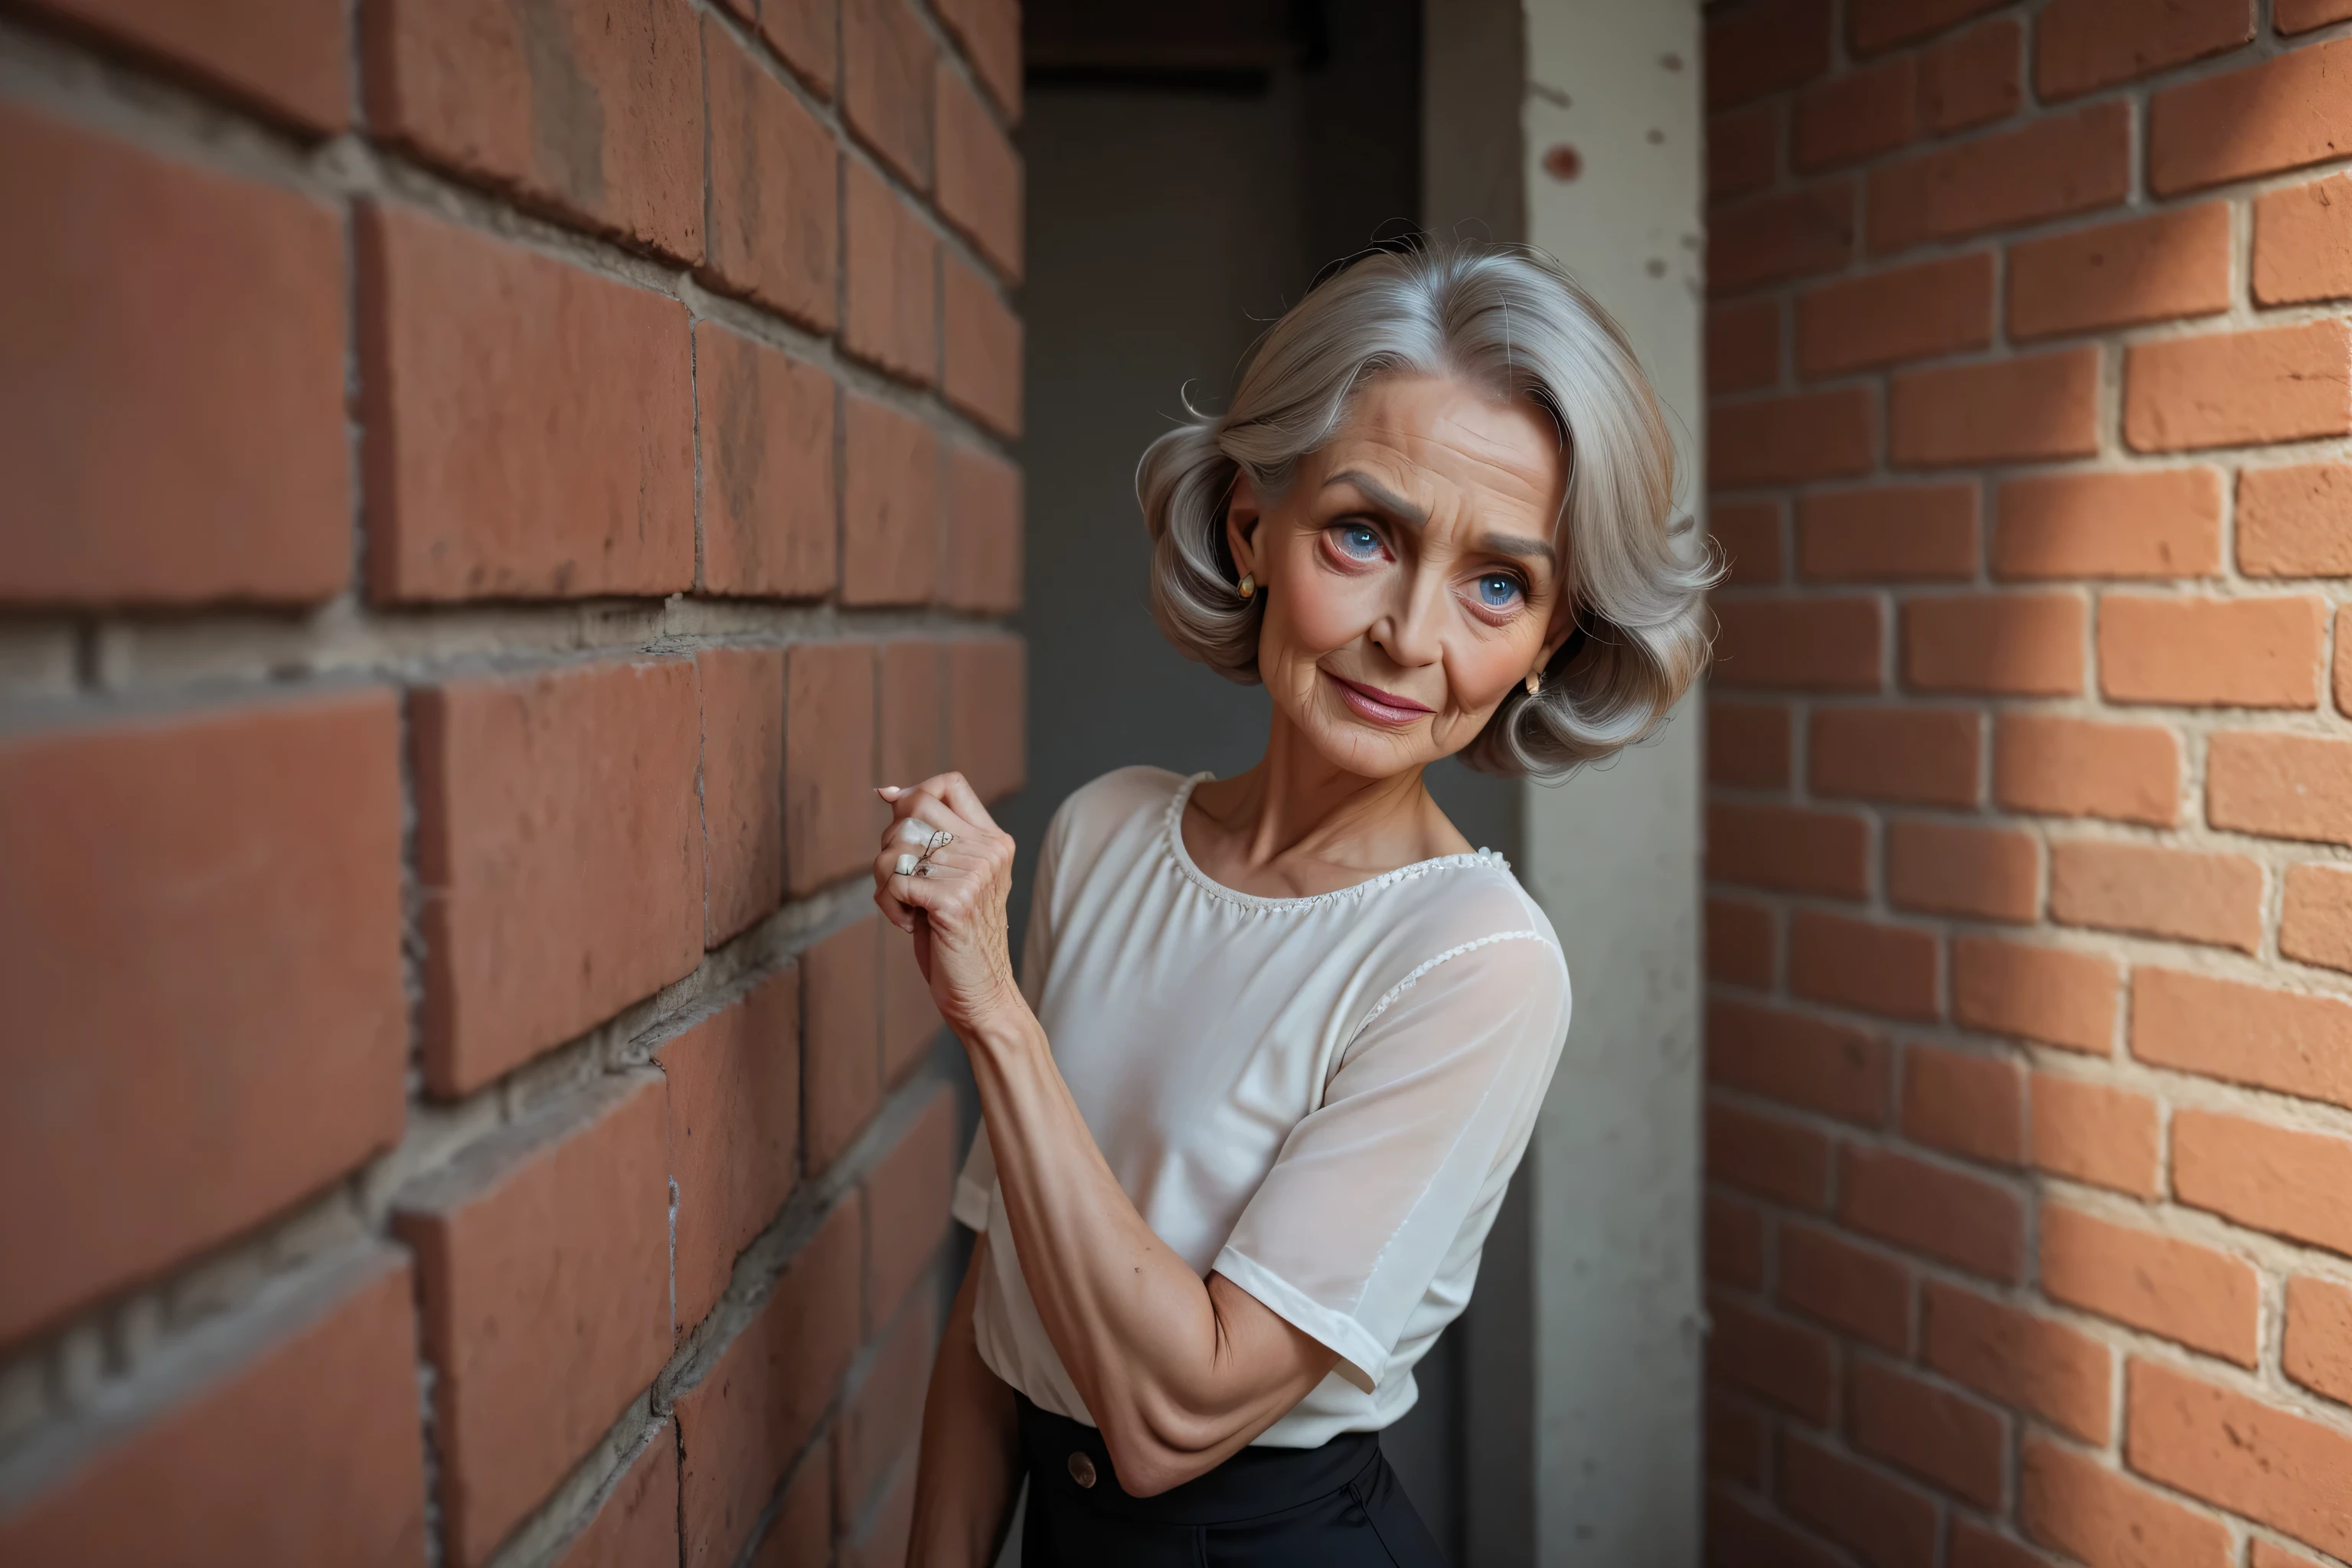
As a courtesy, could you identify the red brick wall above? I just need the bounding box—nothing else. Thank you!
[0,2,1022,1563]
[1703,3,2352,1566]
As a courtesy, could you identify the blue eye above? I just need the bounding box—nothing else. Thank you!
[1335,524,1382,558]
[1476,573,1523,609]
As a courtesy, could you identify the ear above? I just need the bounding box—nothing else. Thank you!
[1224,471,1263,583]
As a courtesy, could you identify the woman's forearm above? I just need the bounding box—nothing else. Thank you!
[961,1003,1334,1495]
[908,1239,1021,1568]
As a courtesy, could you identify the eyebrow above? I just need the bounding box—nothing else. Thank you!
[1321,469,1558,566]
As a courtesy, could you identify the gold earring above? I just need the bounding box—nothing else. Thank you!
[1238,573,1256,600]
[1524,670,1542,696]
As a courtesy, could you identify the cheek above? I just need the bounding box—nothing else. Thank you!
[1449,635,1540,714]
[1267,546,1375,658]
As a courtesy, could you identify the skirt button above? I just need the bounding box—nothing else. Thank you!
[1067,1450,1098,1488]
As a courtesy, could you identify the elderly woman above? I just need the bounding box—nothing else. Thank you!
[880,244,1713,1566]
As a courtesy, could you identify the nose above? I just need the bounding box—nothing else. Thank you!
[1370,567,1446,671]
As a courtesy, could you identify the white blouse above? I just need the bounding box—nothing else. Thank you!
[953,767,1571,1447]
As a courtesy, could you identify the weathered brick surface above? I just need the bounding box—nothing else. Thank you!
[394,1074,672,1566]
[2124,322,2352,453]
[1992,468,2223,580]
[1713,596,1885,690]
[2020,1437,2233,1568]
[2135,966,2352,1112]
[2283,1275,2352,1406]
[703,19,838,328]
[1993,714,2180,826]
[1950,936,2118,1054]
[842,0,936,188]
[944,252,1024,438]
[936,64,1021,279]
[1709,996,1893,1124]
[843,158,939,385]
[949,635,1030,802]
[1867,105,2129,254]
[1711,386,1877,485]
[1795,253,1990,375]
[660,971,801,1331]
[805,917,885,1171]
[1922,1282,2112,1443]
[0,693,407,1343]
[843,396,942,606]
[1902,593,2086,696]
[694,323,838,600]
[554,1432,678,1568]
[1847,1359,2005,1509]
[1797,483,1978,581]
[1778,1223,1911,1352]
[2239,463,2352,577]
[2173,1111,2352,1257]
[946,446,1026,612]
[2282,861,2352,974]
[2039,1204,2259,1364]
[2254,174,2352,307]
[697,647,789,945]
[1839,1145,2025,1281]
[2050,841,2262,952]
[2035,0,2253,100]
[786,642,884,893]
[1886,820,2038,921]
[2,103,351,606]
[1899,1044,2023,1167]
[1889,349,2101,467]
[2126,1360,2352,1558]
[2007,204,2233,341]
[1779,1429,1939,1568]
[1917,18,2019,134]
[32,0,350,129]
[2030,1072,2160,1197]
[2147,36,2352,195]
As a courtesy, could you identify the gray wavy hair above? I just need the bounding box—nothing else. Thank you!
[1136,242,1718,776]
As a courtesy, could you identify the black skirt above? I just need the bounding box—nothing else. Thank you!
[1014,1395,1448,1567]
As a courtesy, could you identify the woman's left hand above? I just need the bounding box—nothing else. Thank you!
[872,771,1022,1039]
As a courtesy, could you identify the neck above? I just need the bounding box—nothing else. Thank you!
[1214,704,1436,873]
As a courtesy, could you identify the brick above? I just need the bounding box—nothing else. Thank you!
[2051,843,2262,951]
[2044,1205,2259,1367]
[2030,1073,2161,1198]
[1713,501,1785,586]
[841,1455,916,1568]
[936,65,1021,279]
[2251,1543,2334,1568]
[2008,204,2233,341]
[366,0,701,260]
[395,1075,671,1566]
[697,648,787,946]
[0,692,405,1342]
[660,970,800,1330]
[1848,0,2007,54]
[2125,322,2352,452]
[842,160,939,385]
[2174,1110,2352,1258]
[2341,615,2351,717]
[0,105,348,606]
[1952,936,2118,1054]
[1798,483,1978,582]
[2134,966,2352,1111]
[944,255,1024,439]
[2127,1359,2352,1559]
[33,0,348,129]
[2283,862,2352,975]
[677,1200,861,1568]
[1707,1491,1846,1568]
[1867,105,2130,254]
[1992,469,2224,580]
[1707,698,1793,787]
[1706,1193,1768,1289]
[1903,593,2088,697]
[361,205,694,601]
[2239,463,2352,577]
[0,1251,426,1563]
[2255,174,2352,305]
[1706,1390,1769,1485]
[1712,387,1877,486]
[1902,1044,2024,1167]
[1887,820,2040,923]
[842,0,935,185]
[1925,1281,2114,1442]
[1947,1519,2049,1568]
[1708,1102,1834,1209]
[1710,301,1782,396]
[842,397,941,606]
[947,635,1027,802]
[1995,714,2180,827]
[1709,182,1858,295]
[837,1294,938,1516]
[881,923,941,1087]
[2020,1439,2233,1568]
[1707,801,1871,898]
[1851,1359,2006,1509]
[878,642,946,792]
[556,1432,679,1568]
[1707,897,1778,989]
[1708,1295,1837,1423]
[753,0,837,93]
[1779,1223,1913,1352]
[1918,18,2021,135]
[694,323,837,600]
[1811,706,1980,807]
[1707,0,1832,107]
[1788,911,1942,1022]
[1707,105,1780,207]
[2285,1276,2352,1407]
[412,658,704,1094]
[2037,0,2254,100]
[1779,1431,1938,1568]
[864,1087,956,1327]
[945,445,1024,613]
[703,19,837,329]
[2279,0,2352,26]
[805,918,883,1171]
[1712,596,1885,691]
[1792,55,1916,171]
[1797,253,1993,376]
[786,641,882,893]
[1709,995,1893,1121]
[750,1449,831,1568]
[1890,349,2102,467]
[936,0,1021,119]
[2207,731,2352,848]
[2148,36,2352,195]
[1841,1145,2025,1280]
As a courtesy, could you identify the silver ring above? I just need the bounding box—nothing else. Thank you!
[893,853,919,877]
[897,817,938,848]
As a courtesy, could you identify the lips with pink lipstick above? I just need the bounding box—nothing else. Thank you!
[1322,669,1433,727]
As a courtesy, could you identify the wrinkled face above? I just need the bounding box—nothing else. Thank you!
[1228,373,1575,780]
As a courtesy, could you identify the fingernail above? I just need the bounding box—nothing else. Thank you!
[876,785,902,799]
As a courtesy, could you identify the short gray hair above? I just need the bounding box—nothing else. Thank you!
[1136,242,1717,776]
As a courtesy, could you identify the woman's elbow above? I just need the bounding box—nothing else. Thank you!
[1098,1406,1224,1498]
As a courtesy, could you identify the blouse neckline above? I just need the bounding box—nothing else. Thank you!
[1161,771,1508,913]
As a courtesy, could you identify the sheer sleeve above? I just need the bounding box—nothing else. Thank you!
[1210,932,1570,1390]
[952,796,1073,1231]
